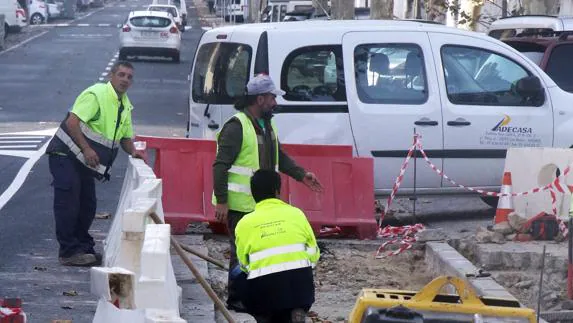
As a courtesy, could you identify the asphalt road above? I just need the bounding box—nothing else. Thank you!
[0,1,496,320]
[0,0,203,320]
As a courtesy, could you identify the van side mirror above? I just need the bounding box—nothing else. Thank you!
[514,76,544,104]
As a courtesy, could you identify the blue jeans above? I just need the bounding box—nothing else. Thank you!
[49,155,97,258]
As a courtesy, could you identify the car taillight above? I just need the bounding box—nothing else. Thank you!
[169,26,178,34]
[122,25,131,32]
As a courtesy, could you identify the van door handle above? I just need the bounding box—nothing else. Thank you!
[447,120,471,126]
[414,120,438,126]
[207,120,219,130]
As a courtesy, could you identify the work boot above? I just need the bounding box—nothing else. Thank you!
[59,253,98,267]
[291,308,307,323]
[89,252,103,266]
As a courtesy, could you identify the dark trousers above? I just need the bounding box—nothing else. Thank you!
[227,209,248,304]
[49,155,97,258]
[254,309,307,323]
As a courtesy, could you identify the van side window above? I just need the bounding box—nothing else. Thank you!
[354,44,428,105]
[281,45,346,102]
[441,45,540,106]
[192,42,252,104]
[545,44,573,93]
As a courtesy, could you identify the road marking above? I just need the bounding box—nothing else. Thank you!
[0,141,42,144]
[0,128,57,212]
[0,136,46,139]
[0,31,50,57]
[0,145,38,149]
[98,23,111,27]
[101,72,108,76]
[77,23,90,26]
[55,23,70,27]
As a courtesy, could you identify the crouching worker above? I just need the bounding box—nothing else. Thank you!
[234,169,320,323]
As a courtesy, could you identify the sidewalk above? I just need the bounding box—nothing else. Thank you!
[192,0,229,29]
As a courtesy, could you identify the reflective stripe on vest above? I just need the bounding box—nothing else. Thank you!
[247,259,312,280]
[54,128,108,176]
[246,243,316,279]
[80,122,119,149]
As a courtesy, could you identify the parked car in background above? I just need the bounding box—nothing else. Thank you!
[28,0,48,25]
[119,10,181,62]
[1,0,27,35]
[487,15,573,39]
[152,0,187,26]
[499,31,573,94]
[147,4,184,31]
[46,0,63,19]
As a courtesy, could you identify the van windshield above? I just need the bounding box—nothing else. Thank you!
[192,42,252,104]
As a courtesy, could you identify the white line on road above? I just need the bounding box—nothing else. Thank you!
[101,72,108,76]
[0,31,50,57]
[77,23,90,26]
[98,77,105,82]
[0,136,47,139]
[0,145,38,149]
[55,23,70,27]
[0,141,42,144]
[105,67,111,71]
[98,23,111,27]
[0,128,56,211]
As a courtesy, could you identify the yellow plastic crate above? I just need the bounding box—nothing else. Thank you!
[348,276,536,323]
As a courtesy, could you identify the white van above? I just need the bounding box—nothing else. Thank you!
[1,0,27,34]
[487,15,573,39]
[188,20,573,204]
[152,0,187,25]
[261,0,317,22]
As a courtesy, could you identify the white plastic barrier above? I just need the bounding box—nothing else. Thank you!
[92,157,186,323]
[504,147,573,219]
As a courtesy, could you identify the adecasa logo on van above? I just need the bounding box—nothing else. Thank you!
[491,115,533,134]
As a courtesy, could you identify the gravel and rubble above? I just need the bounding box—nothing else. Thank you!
[203,234,434,322]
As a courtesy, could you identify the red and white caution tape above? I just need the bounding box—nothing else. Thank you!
[379,134,573,256]
[376,224,425,258]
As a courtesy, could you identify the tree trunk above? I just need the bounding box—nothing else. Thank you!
[331,0,355,19]
[425,0,447,23]
[521,0,559,14]
[248,0,261,22]
[370,0,394,19]
[314,0,330,16]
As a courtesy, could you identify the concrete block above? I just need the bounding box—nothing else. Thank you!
[141,224,171,281]
[93,298,145,323]
[144,309,187,323]
[136,278,175,310]
[90,267,136,309]
[123,198,158,234]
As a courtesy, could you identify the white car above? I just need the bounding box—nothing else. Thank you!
[146,4,183,31]
[46,0,63,19]
[119,11,181,62]
[0,0,27,35]
[152,0,187,26]
[28,0,49,25]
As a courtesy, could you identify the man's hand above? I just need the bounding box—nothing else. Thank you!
[302,172,323,192]
[215,203,229,223]
[131,150,145,160]
[83,147,100,168]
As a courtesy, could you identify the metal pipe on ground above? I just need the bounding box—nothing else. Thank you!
[148,212,236,323]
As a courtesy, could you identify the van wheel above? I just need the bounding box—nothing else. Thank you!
[30,13,44,25]
[480,196,499,208]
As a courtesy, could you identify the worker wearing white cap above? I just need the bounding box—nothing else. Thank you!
[212,74,323,311]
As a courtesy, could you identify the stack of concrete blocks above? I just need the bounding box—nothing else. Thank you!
[504,148,573,220]
[91,157,186,323]
[0,15,5,50]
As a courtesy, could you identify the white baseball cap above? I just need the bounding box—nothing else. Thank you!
[246,74,286,96]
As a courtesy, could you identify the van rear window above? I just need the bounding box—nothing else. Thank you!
[192,42,252,104]
[130,16,171,28]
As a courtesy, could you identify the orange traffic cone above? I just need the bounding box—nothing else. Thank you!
[494,172,514,224]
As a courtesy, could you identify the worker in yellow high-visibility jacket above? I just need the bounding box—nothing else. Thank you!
[234,169,320,323]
